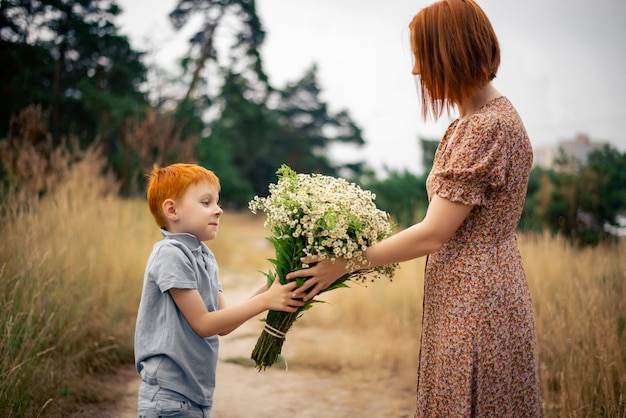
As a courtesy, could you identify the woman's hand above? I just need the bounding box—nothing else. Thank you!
[286,256,349,301]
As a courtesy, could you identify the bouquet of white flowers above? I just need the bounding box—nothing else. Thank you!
[249,165,398,370]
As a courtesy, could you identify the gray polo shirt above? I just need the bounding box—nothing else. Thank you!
[134,229,222,407]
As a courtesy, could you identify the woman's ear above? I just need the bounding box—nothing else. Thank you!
[162,199,178,222]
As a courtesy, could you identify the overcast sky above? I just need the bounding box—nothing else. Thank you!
[118,0,626,175]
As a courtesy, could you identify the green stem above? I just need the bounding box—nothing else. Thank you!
[251,310,300,370]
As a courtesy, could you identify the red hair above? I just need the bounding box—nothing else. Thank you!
[409,0,500,119]
[146,163,221,228]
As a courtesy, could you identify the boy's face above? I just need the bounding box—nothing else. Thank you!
[167,181,223,242]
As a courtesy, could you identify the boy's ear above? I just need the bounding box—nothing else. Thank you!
[162,199,178,222]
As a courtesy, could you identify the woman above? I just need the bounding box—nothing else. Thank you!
[287,0,541,416]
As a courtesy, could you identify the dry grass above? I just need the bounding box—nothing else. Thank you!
[0,147,156,417]
[521,233,626,417]
[1,157,624,417]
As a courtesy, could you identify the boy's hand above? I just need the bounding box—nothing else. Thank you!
[263,279,304,312]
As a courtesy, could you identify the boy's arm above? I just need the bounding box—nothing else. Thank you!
[217,284,270,336]
[169,279,302,338]
[249,283,269,298]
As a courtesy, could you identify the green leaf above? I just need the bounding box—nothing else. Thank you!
[265,270,276,287]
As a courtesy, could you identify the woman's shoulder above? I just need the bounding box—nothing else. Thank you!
[473,96,523,128]
[461,96,526,141]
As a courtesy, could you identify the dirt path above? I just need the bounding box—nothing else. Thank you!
[89,279,415,418]
[95,333,414,418]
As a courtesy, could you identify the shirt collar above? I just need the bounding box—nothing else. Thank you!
[160,229,205,253]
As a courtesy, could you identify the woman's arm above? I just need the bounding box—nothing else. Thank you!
[169,279,302,338]
[288,194,474,300]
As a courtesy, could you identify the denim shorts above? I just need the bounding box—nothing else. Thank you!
[137,381,212,418]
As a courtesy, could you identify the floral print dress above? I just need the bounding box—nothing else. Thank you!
[416,96,540,417]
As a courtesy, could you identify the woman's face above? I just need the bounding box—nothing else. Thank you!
[409,23,421,76]
[412,59,420,76]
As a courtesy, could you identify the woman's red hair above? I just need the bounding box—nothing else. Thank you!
[409,0,500,119]
[146,163,220,228]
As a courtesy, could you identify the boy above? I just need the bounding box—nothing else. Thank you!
[135,163,303,418]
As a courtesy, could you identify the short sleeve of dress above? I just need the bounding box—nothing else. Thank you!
[429,114,507,206]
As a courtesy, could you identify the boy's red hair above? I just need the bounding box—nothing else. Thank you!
[146,163,221,228]
[409,0,500,119]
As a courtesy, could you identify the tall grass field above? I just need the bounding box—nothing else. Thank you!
[0,154,624,417]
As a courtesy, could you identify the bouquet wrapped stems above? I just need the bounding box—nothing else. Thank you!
[250,308,299,370]
[250,234,305,370]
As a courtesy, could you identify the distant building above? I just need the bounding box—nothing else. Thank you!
[558,133,607,165]
[532,133,608,170]
[533,145,556,170]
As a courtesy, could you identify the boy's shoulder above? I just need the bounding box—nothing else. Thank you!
[145,236,200,288]
[151,236,195,261]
